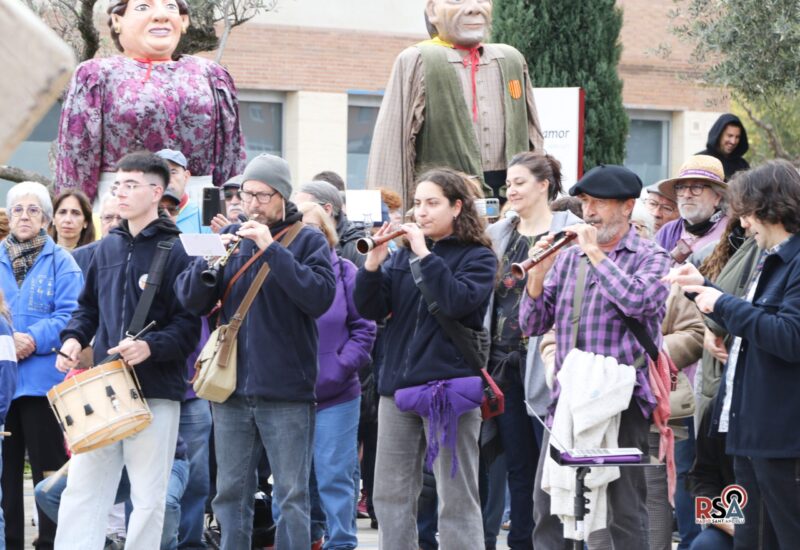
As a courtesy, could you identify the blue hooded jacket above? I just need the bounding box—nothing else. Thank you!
[0,236,83,398]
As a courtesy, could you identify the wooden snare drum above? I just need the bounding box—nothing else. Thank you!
[47,360,152,454]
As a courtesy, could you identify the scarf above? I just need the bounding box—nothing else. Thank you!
[268,201,303,235]
[683,209,723,237]
[424,36,483,122]
[5,230,48,287]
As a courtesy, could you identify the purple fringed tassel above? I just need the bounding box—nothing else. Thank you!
[424,381,459,478]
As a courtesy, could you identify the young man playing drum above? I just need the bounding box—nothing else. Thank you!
[55,151,200,549]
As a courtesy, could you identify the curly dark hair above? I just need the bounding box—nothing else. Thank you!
[413,168,492,249]
[108,0,190,54]
[508,151,564,203]
[699,216,744,281]
[728,159,800,234]
[50,190,96,248]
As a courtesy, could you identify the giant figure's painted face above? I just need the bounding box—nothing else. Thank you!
[426,0,493,47]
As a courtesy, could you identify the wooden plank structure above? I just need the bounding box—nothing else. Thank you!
[0,1,76,164]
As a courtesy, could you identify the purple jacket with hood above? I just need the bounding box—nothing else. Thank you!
[315,250,377,410]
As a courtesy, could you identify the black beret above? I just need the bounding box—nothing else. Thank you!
[569,164,643,200]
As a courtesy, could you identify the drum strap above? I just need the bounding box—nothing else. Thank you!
[128,237,178,335]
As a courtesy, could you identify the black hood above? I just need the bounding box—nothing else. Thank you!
[705,113,749,158]
[114,212,181,240]
[336,213,367,245]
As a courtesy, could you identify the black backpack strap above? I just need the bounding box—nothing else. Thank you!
[408,253,486,374]
[127,237,177,336]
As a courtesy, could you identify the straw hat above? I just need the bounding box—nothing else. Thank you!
[657,155,727,197]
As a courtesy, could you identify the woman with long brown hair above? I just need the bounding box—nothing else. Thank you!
[354,168,497,549]
[50,190,95,250]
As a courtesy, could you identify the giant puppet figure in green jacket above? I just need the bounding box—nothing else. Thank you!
[366,0,544,210]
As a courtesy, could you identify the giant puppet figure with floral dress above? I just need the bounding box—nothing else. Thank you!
[366,0,544,210]
[54,0,246,207]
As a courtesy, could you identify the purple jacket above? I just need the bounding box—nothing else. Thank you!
[315,251,377,410]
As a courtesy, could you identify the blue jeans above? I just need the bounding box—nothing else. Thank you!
[314,397,360,550]
[212,396,314,550]
[178,398,212,549]
[163,457,191,550]
[676,418,701,549]
[689,526,733,550]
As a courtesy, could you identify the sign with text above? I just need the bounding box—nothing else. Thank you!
[532,87,585,190]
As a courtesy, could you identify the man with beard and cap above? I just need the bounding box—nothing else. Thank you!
[294,179,368,267]
[655,155,729,266]
[175,153,336,550]
[366,0,544,210]
[698,113,750,180]
[519,164,670,548]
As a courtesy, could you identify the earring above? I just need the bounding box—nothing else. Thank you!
[114,25,121,34]
[182,25,188,35]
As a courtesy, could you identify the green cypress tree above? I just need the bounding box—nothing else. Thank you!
[493,0,628,169]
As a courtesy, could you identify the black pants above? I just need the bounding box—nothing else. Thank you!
[733,455,800,549]
[1,396,68,550]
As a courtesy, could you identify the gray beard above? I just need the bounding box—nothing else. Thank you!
[596,221,628,244]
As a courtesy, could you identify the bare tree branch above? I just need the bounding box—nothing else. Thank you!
[0,165,52,187]
[739,101,790,161]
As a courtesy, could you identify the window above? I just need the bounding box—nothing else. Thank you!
[1,102,62,202]
[624,114,670,187]
[239,91,284,161]
[347,95,382,189]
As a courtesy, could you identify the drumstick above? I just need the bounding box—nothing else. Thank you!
[0,431,10,437]
[51,348,75,360]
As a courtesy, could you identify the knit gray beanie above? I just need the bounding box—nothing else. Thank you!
[242,154,293,201]
[297,180,343,216]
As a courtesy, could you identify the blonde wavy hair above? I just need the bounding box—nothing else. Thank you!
[297,202,339,248]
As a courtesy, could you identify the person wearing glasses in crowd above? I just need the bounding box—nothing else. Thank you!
[55,151,200,549]
[655,155,729,267]
[176,154,336,549]
[208,175,245,233]
[642,182,679,233]
[0,182,83,550]
[72,194,122,275]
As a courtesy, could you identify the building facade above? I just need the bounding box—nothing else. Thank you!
[3,0,727,200]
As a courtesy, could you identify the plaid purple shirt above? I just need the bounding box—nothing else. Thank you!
[520,226,671,416]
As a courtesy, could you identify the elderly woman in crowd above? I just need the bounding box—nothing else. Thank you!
[298,202,377,548]
[50,190,96,250]
[54,0,246,207]
[0,182,83,549]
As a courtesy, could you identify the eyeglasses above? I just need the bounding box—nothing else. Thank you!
[674,183,710,197]
[238,189,277,204]
[10,205,43,218]
[643,198,676,215]
[111,182,157,196]
[224,189,238,201]
[101,214,122,224]
[163,204,180,215]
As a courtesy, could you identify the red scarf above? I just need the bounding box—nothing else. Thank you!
[453,44,482,122]
[134,57,172,83]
